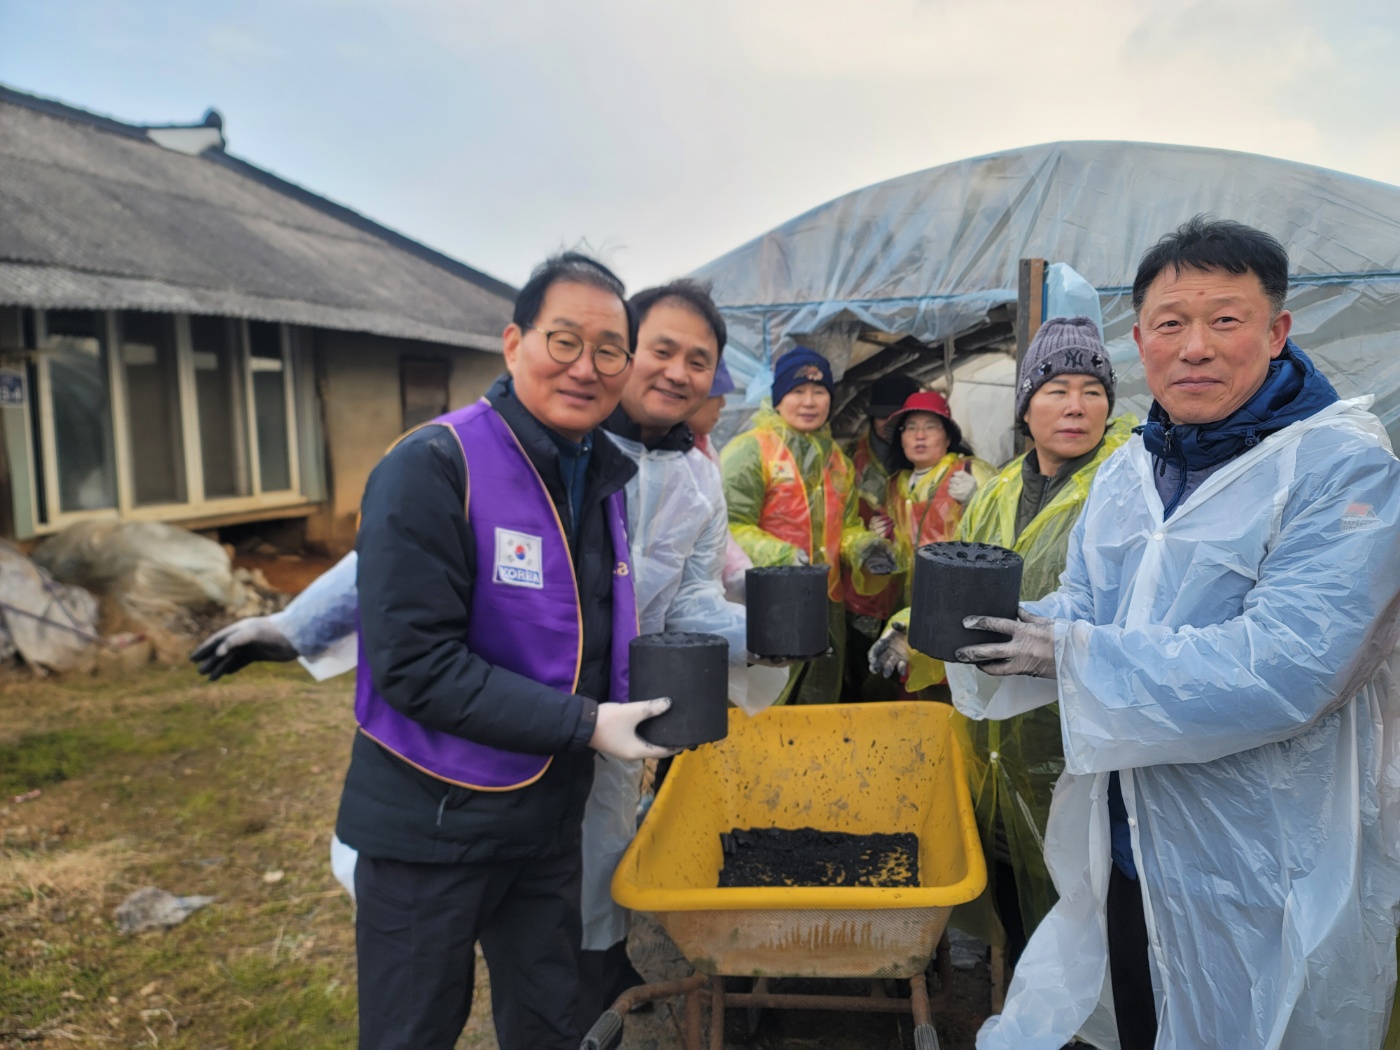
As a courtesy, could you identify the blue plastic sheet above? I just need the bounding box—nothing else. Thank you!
[1044,262,1103,335]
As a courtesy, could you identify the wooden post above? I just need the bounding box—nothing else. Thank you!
[1015,258,1047,371]
[1014,258,1048,451]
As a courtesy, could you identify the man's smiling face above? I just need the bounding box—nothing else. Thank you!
[1134,265,1291,425]
[621,299,718,436]
[501,280,632,440]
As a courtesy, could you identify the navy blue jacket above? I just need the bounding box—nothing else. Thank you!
[336,377,636,864]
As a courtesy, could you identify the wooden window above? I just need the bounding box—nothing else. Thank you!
[247,320,294,493]
[190,315,250,499]
[14,310,311,535]
[119,311,187,506]
[41,310,119,514]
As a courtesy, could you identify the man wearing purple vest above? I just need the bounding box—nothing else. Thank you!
[190,270,765,1037]
[343,253,676,1050]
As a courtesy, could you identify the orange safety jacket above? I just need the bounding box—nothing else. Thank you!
[843,429,903,618]
[848,427,892,520]
[751,427,853,602]
[888,455,990,602]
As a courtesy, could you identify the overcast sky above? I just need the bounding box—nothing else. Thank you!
[3,0,1396,290]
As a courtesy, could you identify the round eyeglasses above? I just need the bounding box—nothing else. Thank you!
[527,326,632,376]
[902,420,947,437]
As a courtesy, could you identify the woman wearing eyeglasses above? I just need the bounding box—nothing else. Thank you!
[871,390,995,694]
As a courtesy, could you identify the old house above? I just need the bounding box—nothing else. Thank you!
[0,84,515,555]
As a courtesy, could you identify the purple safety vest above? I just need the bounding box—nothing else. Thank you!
[354,399,638,790]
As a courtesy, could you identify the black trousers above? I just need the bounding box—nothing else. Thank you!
[355,850,583,1050]
[1107,865,1159,1050]
[576,940,647,1032]
[992,858,1030,970]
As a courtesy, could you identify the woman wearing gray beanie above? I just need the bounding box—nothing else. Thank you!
[871,315,1138,971]
[1014,315,1117,426]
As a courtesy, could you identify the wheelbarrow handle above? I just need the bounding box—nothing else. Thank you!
[579,1009,623,1050]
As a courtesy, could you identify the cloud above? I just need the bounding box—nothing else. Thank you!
[202,22,287,65]
[374,0,1397,283]
[5,0,1398,286]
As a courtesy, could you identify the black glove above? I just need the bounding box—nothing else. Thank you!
[862,540,897,576]
[868,621,911,680]
[190,617,297,681]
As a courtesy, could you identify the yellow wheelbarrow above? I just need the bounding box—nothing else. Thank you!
[586,701,986,1050]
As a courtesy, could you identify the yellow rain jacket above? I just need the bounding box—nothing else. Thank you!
[896,415,1135,943]
[848,426,892,516]
[881,453,996,686]
[842,428,902,619]
[887,453,997,593]
[722,404,888,703]
[721,404,886,601]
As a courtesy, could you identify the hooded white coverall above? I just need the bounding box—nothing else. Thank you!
[949,397,1400,1050]
[274,433,780,949]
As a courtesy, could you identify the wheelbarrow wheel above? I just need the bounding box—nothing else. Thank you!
[721,976,766,1044]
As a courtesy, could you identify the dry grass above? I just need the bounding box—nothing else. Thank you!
[0,662,989,1049]
[0,662,493,1049]
[0,840,132,918]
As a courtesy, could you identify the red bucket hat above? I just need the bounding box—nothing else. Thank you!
[886,390,969,469]
[887,390,952,427]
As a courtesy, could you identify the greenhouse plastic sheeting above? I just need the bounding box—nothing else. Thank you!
[693,140,1400,449]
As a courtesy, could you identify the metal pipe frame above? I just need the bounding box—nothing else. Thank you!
[584,966,947,1049]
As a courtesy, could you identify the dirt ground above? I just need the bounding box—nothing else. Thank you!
[0,662,991,1048]
[230,553,340,597]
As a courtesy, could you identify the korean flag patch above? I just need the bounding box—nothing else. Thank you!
[494,528,544,589]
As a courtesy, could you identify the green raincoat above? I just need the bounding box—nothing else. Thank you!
[722,403,887,703]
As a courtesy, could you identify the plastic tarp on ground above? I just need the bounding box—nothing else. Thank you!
[0,540,100,672]
[692,140,1400,454]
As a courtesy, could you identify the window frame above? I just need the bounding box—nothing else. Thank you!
[19,308,312,536]
[241,320,302,497]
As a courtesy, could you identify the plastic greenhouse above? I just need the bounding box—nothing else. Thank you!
[693,140,1400,465]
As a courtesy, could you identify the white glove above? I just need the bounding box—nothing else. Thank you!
[590,699,683,761]
[191,617,298,681]
[948,468,979,505]
[792,548,811,566]
[868,621,910,680]
[955,609,1056,678]
[870,512,895,540]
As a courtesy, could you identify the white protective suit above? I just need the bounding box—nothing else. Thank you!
[949,397,1400,1050]
[592,433,782,948]
[275,432,781,949]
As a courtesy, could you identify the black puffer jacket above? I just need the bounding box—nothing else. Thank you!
[335,377,637,864]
